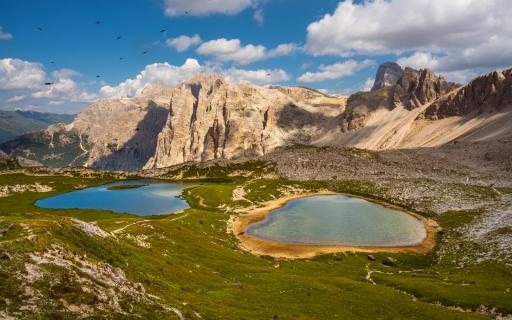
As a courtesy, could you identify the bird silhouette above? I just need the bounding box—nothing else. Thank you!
[142,50,148,54]
[50,61,54,64]
[44,82,54,86]
[185,11,189,14]
[119,57,123,60]
[160,29,167,33]
[96,75,100,78]
[95,21,101,24]
[37,27,43,31]
[116,36,121,40]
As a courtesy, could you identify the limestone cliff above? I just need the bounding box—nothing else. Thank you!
[422,68,512,120]
[371,62,404,91]
[144,75,344,168]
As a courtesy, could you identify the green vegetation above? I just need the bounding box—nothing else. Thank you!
[107,184,148,190]
[0,166,510,319]
[0,110,75,144]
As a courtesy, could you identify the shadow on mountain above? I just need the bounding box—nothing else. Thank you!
[91,102,168,171]
[277,103,336,129]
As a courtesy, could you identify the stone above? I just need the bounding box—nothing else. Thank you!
[423,68,512,119]
[367,254,376,261]
[392,67,451,110]
[382,257,397,266]
[371,62,404,91]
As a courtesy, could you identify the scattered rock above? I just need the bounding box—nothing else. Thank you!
[382,257,397,267]
[367,254,376,261]
[0,251,13,261]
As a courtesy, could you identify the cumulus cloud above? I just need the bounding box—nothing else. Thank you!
[32,68,97,102]
[305,0,512,77]
[0,26,12,40]
[166,34,202,52]
[163,0,256,16]
[361,78,374,92]
[99,59,290,98]
[99,59,204,98]
[297,59,375,83]
[196,38,299,64]
[0,58,96,112]
[0,58,46,90]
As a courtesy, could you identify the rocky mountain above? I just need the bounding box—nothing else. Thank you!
[0,110,75,143]
[1,77,346,170]
[371,62,404,91]
[317,65,512,150]
[1,64,510,170]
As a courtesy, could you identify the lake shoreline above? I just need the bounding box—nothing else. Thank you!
[228,191,438,259]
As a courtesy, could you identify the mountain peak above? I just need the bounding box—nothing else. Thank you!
[371,62,404,91]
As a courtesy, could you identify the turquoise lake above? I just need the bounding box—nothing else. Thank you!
[35,180,192,216]
[246,195,426,246]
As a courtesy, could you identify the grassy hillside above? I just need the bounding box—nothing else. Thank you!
[0,110,75,144]
[0,163,510,319]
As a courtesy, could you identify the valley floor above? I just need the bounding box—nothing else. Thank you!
[0,144,511,319]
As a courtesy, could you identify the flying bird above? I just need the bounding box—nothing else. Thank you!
[116,36,121,40]
[96,75,100,78]
[119,57,123,60]
[160,29,167,33]
[37,27,43,31]
[95,21,102,24]
[266,73,271,76]
[50,61,54,64]
[142,50,148,54]
[185,11,189,15]
[44,82,54,86]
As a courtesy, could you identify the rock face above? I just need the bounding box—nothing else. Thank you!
[319,66,512,150]
[423,68,512,120]
[392,67,451,110]
[145,75,343,168]
[1,66,511,170]
[371,62,404,91]
[1,76,346,170]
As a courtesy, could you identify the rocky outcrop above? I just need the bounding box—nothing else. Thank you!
[2,66,510,170]
[339,86,394,132]
[371,62,404,91]
[144,75,343,168]
[422,68,512,120]
[392,67,452,110]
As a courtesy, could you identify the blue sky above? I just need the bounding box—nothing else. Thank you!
[1,0,511,113]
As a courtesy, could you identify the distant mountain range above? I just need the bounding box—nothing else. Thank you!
[1,63,510,170]
[0,110,75,144]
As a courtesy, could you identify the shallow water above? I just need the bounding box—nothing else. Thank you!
[246,195,426,246]
[36,180,192,216]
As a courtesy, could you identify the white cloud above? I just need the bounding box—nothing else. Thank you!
[253,8,264,25]
[32,68,97,103]
[222,68,290,85]
[163,0,256,16]
[196,38,298,64]
[7,95,25,102]
[0,58,46,90]
[297,59,375,83]
[166,34,202,52]
[99,59,291,98]
[305,0,512,76]
[361,78,374,92]
[0,26,12,40]
[99,59,204,98]
[396,52,440,70]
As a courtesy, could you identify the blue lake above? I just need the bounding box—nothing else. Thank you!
[36,180,193,216]
[246,195,426,246]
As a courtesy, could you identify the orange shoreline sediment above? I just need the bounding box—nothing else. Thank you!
[228,191,438,259]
